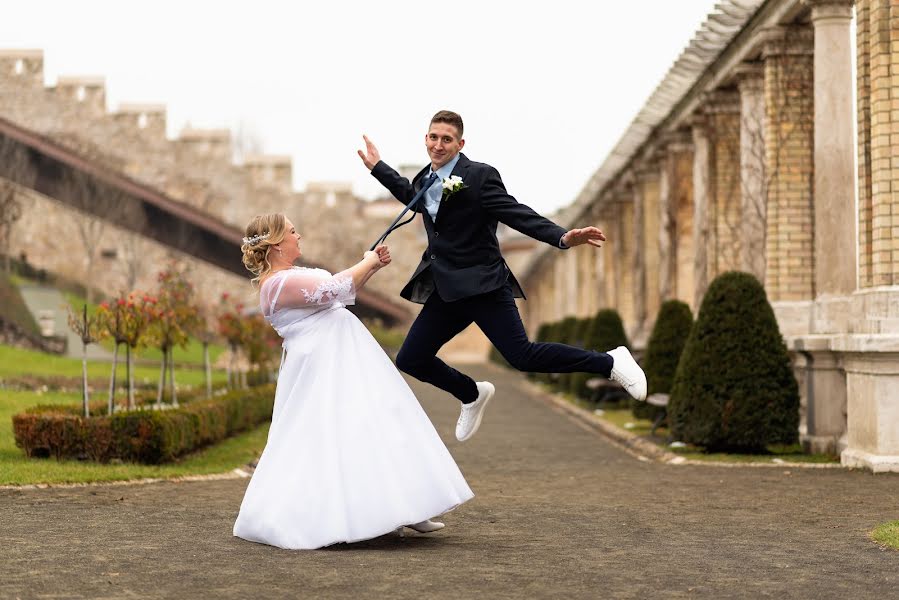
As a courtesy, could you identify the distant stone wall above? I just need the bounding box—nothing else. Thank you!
[0,49,424,305]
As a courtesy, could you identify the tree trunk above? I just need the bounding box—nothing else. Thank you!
[126,345,134,410]
[108,342,119,415]
[203,342,212,399]
[81,341,90,418]
[170,348,178,407]
[156,346,168,407]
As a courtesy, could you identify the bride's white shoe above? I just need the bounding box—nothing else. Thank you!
[406,519,445,533]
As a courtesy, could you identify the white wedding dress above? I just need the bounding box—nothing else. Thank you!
[233,266,473,550]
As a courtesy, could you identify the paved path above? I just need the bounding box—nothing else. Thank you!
[1,365,897,599]
[17,284,112,360]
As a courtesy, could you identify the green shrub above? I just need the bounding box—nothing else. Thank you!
[554,316,581,391]
[668,272,799,452]
[570,309,630,400]
[13,385,275,463]
[633,300,693,420]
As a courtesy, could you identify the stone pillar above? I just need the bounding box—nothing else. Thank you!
[856,0,873,288]
[553,255,566,321]
[807,0,858,296]
[736,63,767,283]
[631,173,647,338]
[618,192,637,334]
[691,118,711,310]
[841,346,899,473]
[603,203,620,310]
[761,25,815,302]
[638,161,661,337]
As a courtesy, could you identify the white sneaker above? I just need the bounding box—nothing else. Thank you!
[607,346,647,401]
[406,519,445,533]
[455,381,495,442]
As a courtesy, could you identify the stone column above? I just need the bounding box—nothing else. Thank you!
[807,0,858,296]
[637,160,661,338]
[631,173,646,338]
[603,203,620,310]
[619,192,637,335]
[736,63,768,283]
[841,346,899,473]
[691,117,711,310]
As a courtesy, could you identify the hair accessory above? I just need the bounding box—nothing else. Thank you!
[242,232,271,245]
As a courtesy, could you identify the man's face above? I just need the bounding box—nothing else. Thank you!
[425,122,464,170]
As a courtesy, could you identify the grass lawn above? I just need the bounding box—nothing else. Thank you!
[545,384,841,465]
[0,389,270,485]
[0,344,227,388]
[871,520,899,551]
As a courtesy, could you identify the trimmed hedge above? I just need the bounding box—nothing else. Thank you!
[570,309,630,400]
[668,272,799,452]
[633,300,693,420]
[13,385,275,464]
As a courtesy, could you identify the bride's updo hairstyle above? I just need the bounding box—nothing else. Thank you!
[242,213,288,286]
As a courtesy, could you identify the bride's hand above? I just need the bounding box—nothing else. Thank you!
[373,244,391,269]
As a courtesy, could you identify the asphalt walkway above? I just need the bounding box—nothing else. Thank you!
[1,365,896,599]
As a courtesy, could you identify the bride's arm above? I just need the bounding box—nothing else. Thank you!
[267,250,387,311]
[355,245,391,291]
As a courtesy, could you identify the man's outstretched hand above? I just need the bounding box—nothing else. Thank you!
[561,226,606,249]
[357,135,381,171]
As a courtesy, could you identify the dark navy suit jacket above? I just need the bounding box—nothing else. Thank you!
[371,153,567,304]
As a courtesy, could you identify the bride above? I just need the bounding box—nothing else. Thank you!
[232,213,473,550]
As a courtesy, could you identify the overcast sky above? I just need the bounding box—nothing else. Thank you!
[4,0,717,215]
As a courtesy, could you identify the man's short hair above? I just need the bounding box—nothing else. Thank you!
[430,110,464,138]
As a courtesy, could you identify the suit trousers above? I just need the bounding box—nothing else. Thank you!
[395,283,614,403]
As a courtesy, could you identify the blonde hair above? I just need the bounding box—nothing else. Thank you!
[241,214,288,286]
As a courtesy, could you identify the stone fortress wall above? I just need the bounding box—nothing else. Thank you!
[0,48,425,311]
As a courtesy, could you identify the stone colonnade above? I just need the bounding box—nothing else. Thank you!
[521,0,899,472]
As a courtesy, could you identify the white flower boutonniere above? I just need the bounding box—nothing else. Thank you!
[441,175,465,200]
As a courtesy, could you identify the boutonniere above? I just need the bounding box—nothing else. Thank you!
[441,175,465,200]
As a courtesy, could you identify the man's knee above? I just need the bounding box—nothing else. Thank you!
[395,346,423,375]
[500,347,532,371]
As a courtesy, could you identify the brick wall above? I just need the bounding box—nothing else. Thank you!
[762,26,815,301]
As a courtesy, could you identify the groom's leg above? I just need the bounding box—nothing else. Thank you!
[395,292,479,403]
[473,285,613,376]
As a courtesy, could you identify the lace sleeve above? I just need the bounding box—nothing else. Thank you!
[262,268,356,314]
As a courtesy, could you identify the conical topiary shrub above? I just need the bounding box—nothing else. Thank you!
[632,300,694,420]
[569,309,630,400]
[668,271,799,452]
[553,316,581,391]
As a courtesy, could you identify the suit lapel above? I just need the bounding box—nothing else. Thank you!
[412,165,431,193]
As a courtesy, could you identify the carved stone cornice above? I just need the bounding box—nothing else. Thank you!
[733,61,765,92]
[802,0,855,23]
[760,25,814,59]
[702,88,741,114]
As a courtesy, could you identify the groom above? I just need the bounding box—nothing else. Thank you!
[358,110,646,442]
